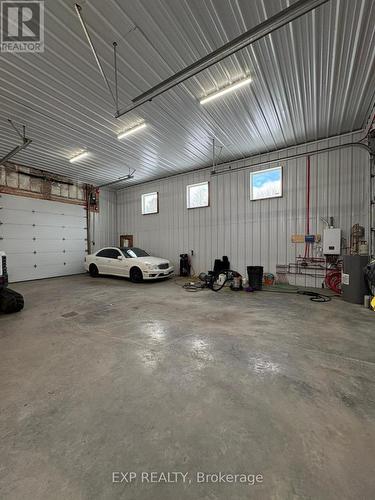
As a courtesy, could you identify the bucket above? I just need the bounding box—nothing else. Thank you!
[231,275,242,291]
[247,266,263,291]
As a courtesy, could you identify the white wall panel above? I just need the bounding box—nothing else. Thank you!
[116,132,369,287]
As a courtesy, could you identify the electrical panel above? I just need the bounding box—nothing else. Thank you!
[88,188,100,212]
[323,228,341,255]
[304,234,316,243]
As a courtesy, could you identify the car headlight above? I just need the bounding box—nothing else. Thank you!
[144,263,155,270]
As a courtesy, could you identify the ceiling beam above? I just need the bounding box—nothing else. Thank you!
[97,169,136,188]
[0,141,32,166]
[0,120,32,166]
[115,0,330,118]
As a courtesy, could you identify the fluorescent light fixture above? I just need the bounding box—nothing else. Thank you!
[69,151,88,163]
[200,76,252,105]
[117,123,147,140]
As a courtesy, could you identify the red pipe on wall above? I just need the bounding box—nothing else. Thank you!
[306,155,310,235]
[304,156,311,259]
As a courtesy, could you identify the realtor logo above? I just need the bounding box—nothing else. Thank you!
[1,1,44,52]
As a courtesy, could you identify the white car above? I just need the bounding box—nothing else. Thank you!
[84,247,174,282]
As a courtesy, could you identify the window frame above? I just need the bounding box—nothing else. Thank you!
[121,248,150,258]
[186,181,210,209]
[107,249,122,260]
[141,191,159,215]
[96,248,121,259]
[96,248,110,258]
[250,166,283,201]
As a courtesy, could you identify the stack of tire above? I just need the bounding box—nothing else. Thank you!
[0,288,24,314]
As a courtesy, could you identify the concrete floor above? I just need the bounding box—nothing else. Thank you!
[0,274,374,500]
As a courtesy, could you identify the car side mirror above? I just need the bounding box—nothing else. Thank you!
[117,255,124,260]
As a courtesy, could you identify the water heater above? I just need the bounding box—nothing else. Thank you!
[323,228,341,255]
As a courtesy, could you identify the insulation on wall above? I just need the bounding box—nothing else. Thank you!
[116,131,369,287]
[0,163,86,203]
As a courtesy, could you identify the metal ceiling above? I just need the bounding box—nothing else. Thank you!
[0,0,374,187]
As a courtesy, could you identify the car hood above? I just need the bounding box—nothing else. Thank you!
[134,256,170,265]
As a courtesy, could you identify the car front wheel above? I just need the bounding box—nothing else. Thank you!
[130,267,143,283]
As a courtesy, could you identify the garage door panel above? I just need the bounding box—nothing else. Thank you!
[7,262,85,283]
[0,194,87,282]
[1,195,85,214]
[1,209,37,225]
[5,252,86,282]
[6,249,85,260]
[1,238,86,256]
[1,207,85,226]
[1,237,87,253]
[1,224,86,238]
[7,252,85,266]
[1,220,85,233]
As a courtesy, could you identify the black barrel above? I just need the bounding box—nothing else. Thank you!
[247,266,263,290]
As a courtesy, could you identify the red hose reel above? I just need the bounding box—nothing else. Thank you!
[325,269,342,294]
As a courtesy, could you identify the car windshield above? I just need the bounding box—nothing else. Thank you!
[121,247,149,258]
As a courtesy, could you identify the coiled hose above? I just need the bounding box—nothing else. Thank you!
[325,269,341,294]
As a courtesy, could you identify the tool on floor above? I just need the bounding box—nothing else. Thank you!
[198,269,242,292]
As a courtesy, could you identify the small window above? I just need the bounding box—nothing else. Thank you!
[187,181,209,209]
[250,166,282,201]
[142,192,158,214]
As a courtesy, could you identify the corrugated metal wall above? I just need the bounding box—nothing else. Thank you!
[90,189,117,251]
[116,131,369,286]
[1,0,374,186]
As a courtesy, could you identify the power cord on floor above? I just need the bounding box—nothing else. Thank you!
[296,290,332,302]
[262,287,336,302]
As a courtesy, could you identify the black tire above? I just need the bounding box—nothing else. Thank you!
[0,288,24,314]
[9,289,24,312]
[89,264,99,277]
[130,267,143,283]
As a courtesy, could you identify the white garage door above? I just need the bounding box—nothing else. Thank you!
[0,194,87,282]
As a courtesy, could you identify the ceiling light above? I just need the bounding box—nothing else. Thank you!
[117,123,147,140]
[200,76,252,105]
[69,151,88,163]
